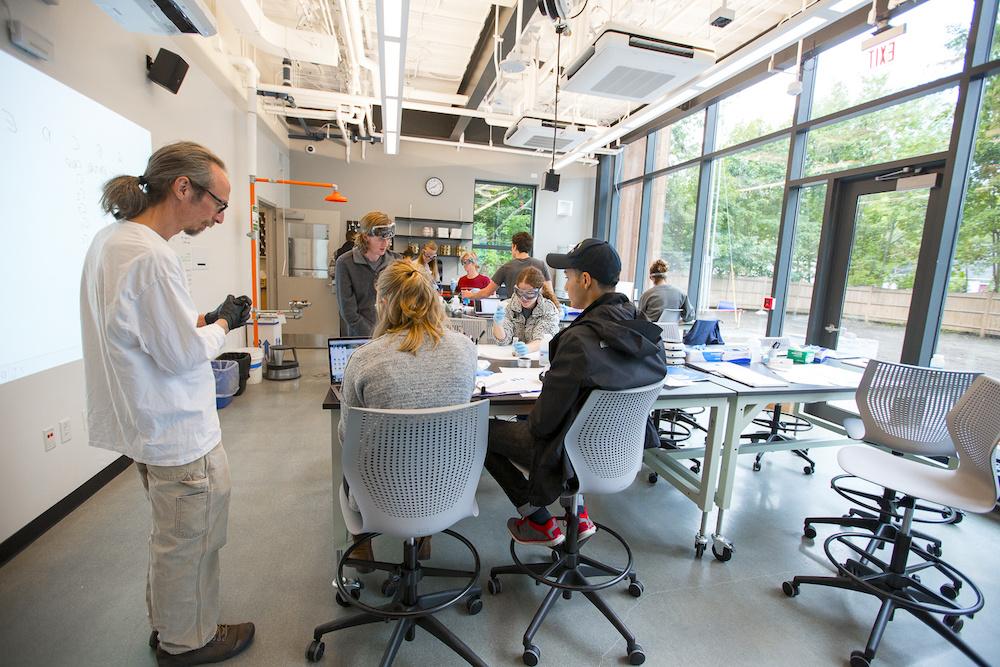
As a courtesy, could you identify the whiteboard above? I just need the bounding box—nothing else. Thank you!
[0,50,152,384]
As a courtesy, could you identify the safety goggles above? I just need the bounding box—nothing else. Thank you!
[368,224,395,239]
[461,258,476,266]
[514,287,540,301]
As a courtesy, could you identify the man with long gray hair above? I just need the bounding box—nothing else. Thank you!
[80,141,255,666]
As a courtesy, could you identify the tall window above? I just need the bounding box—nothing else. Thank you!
[473,181,536,277]
[811,0,975,119]
[783,184,828,344]
[938,74,1000,376]
[715,75,796,150]
[701,138,789,337]
[646,166,699,294]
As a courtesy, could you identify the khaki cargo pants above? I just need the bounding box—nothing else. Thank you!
[136,443,231,655]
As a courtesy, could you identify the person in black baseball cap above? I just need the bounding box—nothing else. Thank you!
[483,238,666,548]
[545,238,621,291]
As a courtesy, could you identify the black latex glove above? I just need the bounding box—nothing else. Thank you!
[204,295,235,325]
[234,295,252,327]
[207,295,250,330]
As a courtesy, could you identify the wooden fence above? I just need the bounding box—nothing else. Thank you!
[702,276,1000,337]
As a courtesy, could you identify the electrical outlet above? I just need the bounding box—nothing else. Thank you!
[59,419,72,443]
[42,427,57,451]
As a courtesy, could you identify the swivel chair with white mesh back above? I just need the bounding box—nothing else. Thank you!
[783,375,1000,666]
[801,360,979,554]
[305,401,490,665]
[487,381,663,666]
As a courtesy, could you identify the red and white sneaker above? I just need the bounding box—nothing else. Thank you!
[507,516,566,547]
[559,507,598,541]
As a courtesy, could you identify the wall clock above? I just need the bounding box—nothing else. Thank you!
[425,176,444,197]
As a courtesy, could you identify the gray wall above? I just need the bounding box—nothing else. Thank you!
[0,1,289,543]
[289,141,597,283]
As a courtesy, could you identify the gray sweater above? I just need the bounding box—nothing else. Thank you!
[338,329,477,443]
[637,284,694,323]
[334,247,398,336]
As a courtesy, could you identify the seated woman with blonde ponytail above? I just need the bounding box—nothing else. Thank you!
[337,259,477,564]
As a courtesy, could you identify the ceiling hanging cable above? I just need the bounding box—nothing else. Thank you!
[543,26,563,191]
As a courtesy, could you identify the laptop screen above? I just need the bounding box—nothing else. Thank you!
[475,299,500,316]
[328,337,369,384]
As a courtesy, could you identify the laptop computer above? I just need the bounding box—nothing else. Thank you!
[474,298,500,318]
[328,337,369,389]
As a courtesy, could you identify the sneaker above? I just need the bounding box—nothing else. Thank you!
[155,623,255,666]
[559,508,598,542]
[507,516,565,547]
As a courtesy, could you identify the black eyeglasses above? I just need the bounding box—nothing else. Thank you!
[193,181,229,213]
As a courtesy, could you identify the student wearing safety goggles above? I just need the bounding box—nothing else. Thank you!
[334,211,400,336]
[457,251,491,293]
[416,240,443,282]
[491,266,560,356]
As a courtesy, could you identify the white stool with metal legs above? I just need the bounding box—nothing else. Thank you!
[306,400,490,666]
[784,375,1000,667]
[488,380,664,666]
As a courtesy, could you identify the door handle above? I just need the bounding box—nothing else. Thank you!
[824,323,840,333]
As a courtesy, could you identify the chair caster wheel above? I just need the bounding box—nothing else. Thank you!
[944,615,964,633]
[712,544,733,562]
[690,464,701,474]
[803,525,817,539]
[405,625,416,641]
[803,465,815,475]
[926,543,942,558]
[695,542,706,558]
[752,461,761,472]
[941,583,960,600]
[782,581,799,597]
[850,650,871,667]
[335,586,360,607]
[562,590,572,600]
[381,577,399,597]
[949,510,964,524]
[306,640,325,662]
[647,472,658,484]
[628,643,646,665]
[487,577,502,595]
[522,644,540,666]
[466,596,483,615]
[628,580,644,597]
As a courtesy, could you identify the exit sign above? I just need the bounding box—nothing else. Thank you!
[862,24,906,71]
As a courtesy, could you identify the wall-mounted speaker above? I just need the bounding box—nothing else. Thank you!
[146,48,188,94]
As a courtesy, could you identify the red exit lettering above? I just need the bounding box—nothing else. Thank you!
[868,41,896,70]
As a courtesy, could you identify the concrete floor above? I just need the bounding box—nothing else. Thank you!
[1,348,998,667]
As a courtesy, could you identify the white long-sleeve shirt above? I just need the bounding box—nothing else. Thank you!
[80,221,226,466]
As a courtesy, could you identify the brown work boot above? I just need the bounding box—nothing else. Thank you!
[417,536,432,560]
[351,535,375,574]
[155,623,255,666]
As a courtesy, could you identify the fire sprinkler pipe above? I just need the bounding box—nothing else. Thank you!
[248,177,348,346]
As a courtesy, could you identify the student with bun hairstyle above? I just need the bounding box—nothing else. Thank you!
[637,258,694,322]
[338,259,477,564]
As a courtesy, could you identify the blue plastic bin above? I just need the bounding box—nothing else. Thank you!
[212,360,239,409]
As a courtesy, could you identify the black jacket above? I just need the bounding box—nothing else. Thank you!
[525,292,667,506]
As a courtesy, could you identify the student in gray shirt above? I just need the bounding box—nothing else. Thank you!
[334,211,400,336]
[460,231,551,299]
[339,258,477,564]
[638,258,695,322]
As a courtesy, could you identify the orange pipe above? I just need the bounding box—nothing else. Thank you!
[255,177,339,189]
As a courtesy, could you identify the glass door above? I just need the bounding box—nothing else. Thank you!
[807,168,945,419]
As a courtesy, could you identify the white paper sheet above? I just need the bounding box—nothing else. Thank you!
[768,363,863,388]
[476,344,540,361]
[688,362,789,387]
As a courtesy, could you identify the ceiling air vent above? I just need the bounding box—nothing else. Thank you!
[562,24,715,102]
[504,116,599,152]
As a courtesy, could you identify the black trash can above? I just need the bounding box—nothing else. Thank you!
[217,352,251,396]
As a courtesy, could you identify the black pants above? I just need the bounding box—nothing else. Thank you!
[485,419,549,513]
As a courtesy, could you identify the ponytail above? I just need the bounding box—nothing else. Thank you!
[373,259,446,353]
[100,175,149,220]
